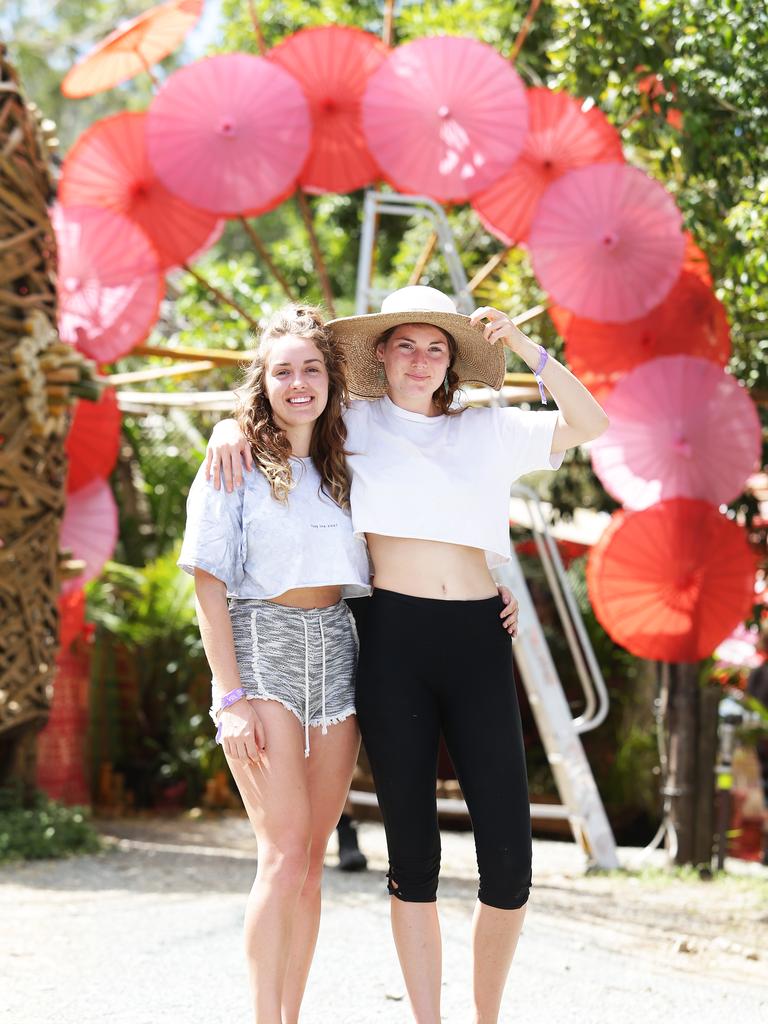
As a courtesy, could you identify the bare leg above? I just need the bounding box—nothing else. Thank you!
[390,899,442,1024]
[472,901,527,1024]
[281,716,360,1024]
[226,702,311,1024]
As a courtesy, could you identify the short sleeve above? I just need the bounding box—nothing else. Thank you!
[497,408,564,480]
[178,462,245,592]
[342,398,371,454]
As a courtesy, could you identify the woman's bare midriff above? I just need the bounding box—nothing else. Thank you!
[366,535,497,600]
[268,585,342,609]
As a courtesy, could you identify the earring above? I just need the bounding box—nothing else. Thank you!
[443,374,450,396]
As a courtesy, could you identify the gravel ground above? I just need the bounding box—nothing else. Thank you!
[2,814,767,1024]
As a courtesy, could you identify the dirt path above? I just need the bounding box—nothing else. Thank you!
[2,815,766,1023]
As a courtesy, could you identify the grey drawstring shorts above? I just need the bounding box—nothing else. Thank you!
[212,598,359,757]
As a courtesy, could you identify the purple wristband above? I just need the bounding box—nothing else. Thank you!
[533,345,548,405]
[214,687,246,745]
[218,686,246,713]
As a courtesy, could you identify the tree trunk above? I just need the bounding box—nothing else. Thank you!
[666,662,718,867]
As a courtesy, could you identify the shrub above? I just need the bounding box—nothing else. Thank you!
[0,787,102,861]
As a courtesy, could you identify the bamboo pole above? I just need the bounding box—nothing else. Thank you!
[182,262,260,327]
[105,361,217,386]
[382,0,396,47]
[510,0,542,63]
[239,218,296,303]
[408,231,438,286]
[247,0,268,55]
[296,190,337,316]
[133,343,249,365]
[511,302,549,328]
[467,247,514,293]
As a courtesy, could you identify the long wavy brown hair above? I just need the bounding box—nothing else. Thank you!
[234,305,351,508]
[377,323,464,416]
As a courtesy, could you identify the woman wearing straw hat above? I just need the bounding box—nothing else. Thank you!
[207,286,608,1024]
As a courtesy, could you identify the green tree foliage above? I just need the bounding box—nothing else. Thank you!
[5,1,765,517]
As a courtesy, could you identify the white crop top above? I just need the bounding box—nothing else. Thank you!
[178,456,371,599]
[343,396,563,569]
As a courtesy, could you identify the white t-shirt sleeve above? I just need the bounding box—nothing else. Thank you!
[178,462,245,591]
[497,407,564,480]
[343,398,371,454]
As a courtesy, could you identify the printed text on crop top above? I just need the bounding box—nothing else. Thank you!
[178,456,371,599]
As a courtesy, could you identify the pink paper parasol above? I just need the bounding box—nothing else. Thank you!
[146,54,311,216]
[60,479,119,595]
[53,204,164,363]
[361,36,528,203]
[551,269,731,402]
[59,112,222,271]
[268,25,389,195]
[528,163,685,322]
[65,388,122,494]
[472,88,624,245]
[714,623,762,671]
[591,356,762,510]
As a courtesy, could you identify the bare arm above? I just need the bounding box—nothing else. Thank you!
[205,420,251,492]
[470,307,609,453]
[194,569,265,762]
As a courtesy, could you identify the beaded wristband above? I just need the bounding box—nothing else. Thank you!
[533,345,549,405]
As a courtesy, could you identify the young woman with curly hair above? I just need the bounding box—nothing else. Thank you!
[178,305,371,1024]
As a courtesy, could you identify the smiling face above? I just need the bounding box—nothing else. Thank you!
[264,334,329,431]
[376,322,452,408]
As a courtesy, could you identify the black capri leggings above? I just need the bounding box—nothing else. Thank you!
[354,588,532,911]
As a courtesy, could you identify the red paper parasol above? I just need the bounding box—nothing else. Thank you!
[587,499,756,663]
[268,25,389,195]
[551,269,730,402]
[681,231,712,286]
[61,0,204,98]
[637,72,683,130]
[65,388,122,494]
[361,36,528,203]
[472,88,624,245]
[528,163,685,322]
[146,54,311,216]
[60,479,119,595]
[53,204,164,363]
[59,112,221,271]
[591,356,761,510]
[58,589,87,650]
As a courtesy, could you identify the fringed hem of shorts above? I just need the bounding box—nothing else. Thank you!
[307,706,357,729]
[244,694,357,730]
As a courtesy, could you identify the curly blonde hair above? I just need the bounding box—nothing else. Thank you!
[234,305,351,508]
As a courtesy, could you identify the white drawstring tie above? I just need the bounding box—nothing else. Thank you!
[319,614,328,737]
[302,616,310,758]
[301,611,328,757]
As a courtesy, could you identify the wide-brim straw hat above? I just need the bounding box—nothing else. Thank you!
[327,286,505,399]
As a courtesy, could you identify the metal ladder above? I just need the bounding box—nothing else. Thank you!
[350,190,620,869]
[498,486,619,869]
[355,191,475,315]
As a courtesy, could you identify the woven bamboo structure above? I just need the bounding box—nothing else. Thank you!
[0,45,96,790]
